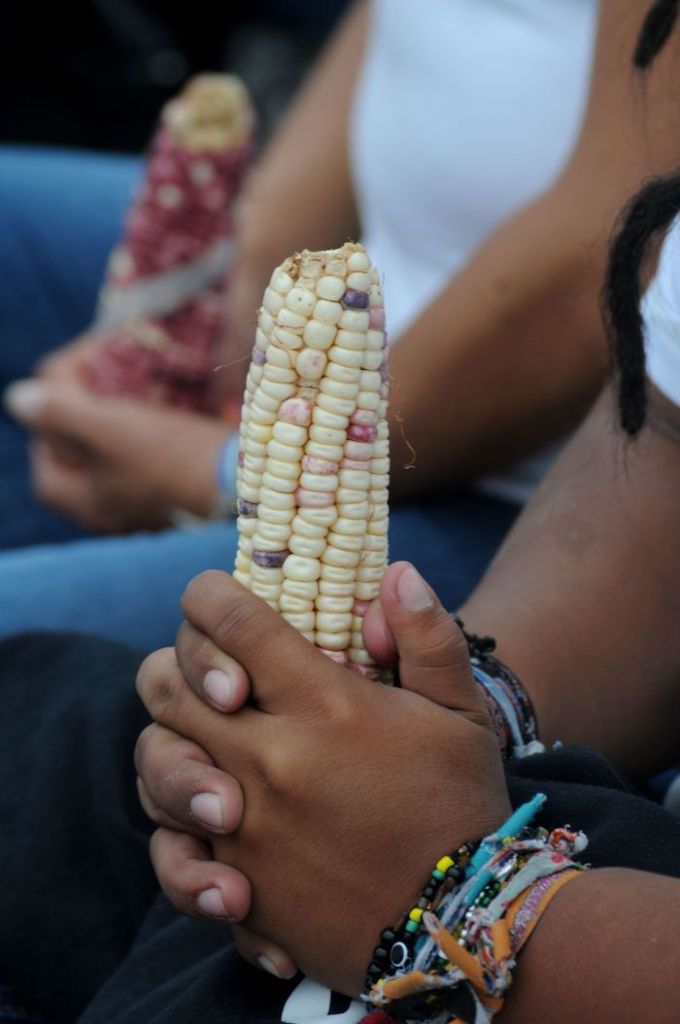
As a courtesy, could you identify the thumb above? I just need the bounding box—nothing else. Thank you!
[4,379,104,444]
[374,562,488,725]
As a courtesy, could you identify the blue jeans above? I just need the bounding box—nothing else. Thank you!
[0,146,141,548]
[0,494,517,649]
[0,146,518,648]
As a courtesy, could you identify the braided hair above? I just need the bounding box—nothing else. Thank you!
[605,174,680,434]
[607,0,680,433]
[634,0,680,68]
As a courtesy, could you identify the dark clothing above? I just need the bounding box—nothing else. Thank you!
[2,632,680,1023]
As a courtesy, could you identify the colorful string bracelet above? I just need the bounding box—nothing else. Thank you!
[454,617,544,759]
[364,843,475,990]
[362,798,589,1024]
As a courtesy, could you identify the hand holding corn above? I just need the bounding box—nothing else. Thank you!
[234,243,389,677]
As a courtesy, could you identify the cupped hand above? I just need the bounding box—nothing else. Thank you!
[136,563,510,996]
[3,380,230,531]
[36,331,106,387]
[134,633,299,979]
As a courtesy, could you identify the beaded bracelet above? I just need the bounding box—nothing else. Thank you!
[363,798,589,1024]
[364,843,475,991]
[454,617,544,760]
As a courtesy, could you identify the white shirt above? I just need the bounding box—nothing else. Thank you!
[644,217,680,406]
[278,10,603,1022]
[350,0,600,501]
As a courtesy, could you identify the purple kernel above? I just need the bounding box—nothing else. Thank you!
[253,548,289,568]
[341,289,369,310]
[237,499,258,517]
[348,423,378,443]
[379,361,389,382]
[252,347,267,365]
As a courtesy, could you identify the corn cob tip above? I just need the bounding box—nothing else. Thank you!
[235,241,390,678]
[163,73,254,151]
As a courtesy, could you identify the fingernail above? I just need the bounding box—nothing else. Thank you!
[197,886,232,918]
[190,792,224,832]
[397,565,434,612]
[204,668,235,710]
[257,954,296,980]
[3,380,45,422]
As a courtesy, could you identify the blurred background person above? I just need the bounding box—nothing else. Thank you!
[3,0,679,649]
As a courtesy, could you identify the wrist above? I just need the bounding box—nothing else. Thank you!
[163,421,232,521]
[214,430,240,517]
[363,799,588,1020]
[455,617,543,760]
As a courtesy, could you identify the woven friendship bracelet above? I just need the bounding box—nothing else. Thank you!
[454,617,544,759]
[363,798,589,1024]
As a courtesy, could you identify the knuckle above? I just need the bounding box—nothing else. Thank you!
[148,828,169,877]
[315,680,358,729]
[416,611,470,670]
[149,834,189,908]
[175,622,213,686]
[181,569,227,614]
[137,724,174,790]
[136,648,180,714]
[251,735,305,798]
[148,829,190,892]
[133,723,155,775]
[213,599,262,658]
[37,392,57,422]
[136,776,163,824]
[195,635,219,676]
[182,569,282,662]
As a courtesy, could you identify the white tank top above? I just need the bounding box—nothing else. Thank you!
[279,13,603,1020]
[644,216,680,406]
[350,0,600,501]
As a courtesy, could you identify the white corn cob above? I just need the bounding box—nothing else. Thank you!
[234,242,389,678]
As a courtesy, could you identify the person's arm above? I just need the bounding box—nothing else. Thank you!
[460,383,680,779]
[218,0,368,378]
[3,382,231,529]
[35,1,369,401]
[389,0,680,498]
[134,563,680,1017]
[501,867,680,1022]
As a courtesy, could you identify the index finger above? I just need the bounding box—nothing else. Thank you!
[175,619,252,712]
[181,570,337,713]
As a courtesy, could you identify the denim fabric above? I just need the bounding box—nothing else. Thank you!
[0,146,518,645]
[0,146,141,548]
[0,493,518,650]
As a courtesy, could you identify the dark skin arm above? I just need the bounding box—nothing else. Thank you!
[230,0,680,499]
[216,0,366,383]
[136,568,680,1019]
[20,0,680,526]
[502,867,680,1023]
[460,384,680,779]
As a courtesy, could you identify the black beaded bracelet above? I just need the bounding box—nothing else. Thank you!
[454,616,542,759]
[364,841,475,991]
